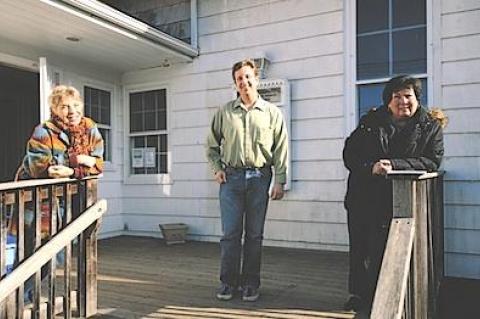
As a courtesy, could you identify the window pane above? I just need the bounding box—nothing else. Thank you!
[99,128,110,162]
[130,93,143,113]
[145,111,156,131]
[393,0,426,28]
[101,108,109,125]
[160,135,167,152]
[393,28,426,74]
[357,0,388,33]
[144,91,156,111]
[358,83,385,118]
[133,136,145,147]
[100,91,111,125]
[130,113,143,132]
[84,86,110,125]
[357,33,389,79]
[157,110,167,131]
[156,89,166,110]
[159,155,168,174]
[146,135,158,148]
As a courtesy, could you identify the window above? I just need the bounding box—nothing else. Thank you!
[128,89,168,175]
[356,0,427,118]
[84,86,112,161]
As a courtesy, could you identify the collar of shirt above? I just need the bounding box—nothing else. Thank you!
[232,95,267,112]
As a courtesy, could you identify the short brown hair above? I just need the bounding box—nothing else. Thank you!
[382,75,422,106]
[231,59,259,81]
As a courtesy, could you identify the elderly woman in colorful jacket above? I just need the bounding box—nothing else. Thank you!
[18,85,104,180]
[11,85,104,301]
[342,75,445,312]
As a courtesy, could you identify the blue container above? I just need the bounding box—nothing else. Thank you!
[6,234,16,274]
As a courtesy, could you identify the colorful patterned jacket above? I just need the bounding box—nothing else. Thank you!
[19,117,104,179]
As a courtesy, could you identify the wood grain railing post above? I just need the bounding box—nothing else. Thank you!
[17,190,26,318]
[85,179,99,317]
[374,171,443,319]
[0,191,7,318]
[413,180,428,319]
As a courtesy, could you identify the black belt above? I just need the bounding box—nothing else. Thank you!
[225,166,269,172]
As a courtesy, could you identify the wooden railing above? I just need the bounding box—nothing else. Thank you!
[371,171,444,319]
[0,177,107,318]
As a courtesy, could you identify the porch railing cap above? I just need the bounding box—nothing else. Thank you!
[387,170,443,180]
[0,175,101,192]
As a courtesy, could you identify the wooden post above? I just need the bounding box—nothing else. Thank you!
[85,179,99,317]
[389,171,437,319]
[64,183,73,319]
[414,180,428,319]
[17,190,26,318]
[0,192,7,318]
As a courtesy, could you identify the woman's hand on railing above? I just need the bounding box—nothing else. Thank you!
[48,165,74,178]
[76,154,97,168]
[372,159,393,176]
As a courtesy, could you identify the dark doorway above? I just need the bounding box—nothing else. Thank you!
[0,65,40,182]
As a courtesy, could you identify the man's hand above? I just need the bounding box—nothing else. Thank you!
[270,183,284,200]
[48,165,74,178]
[214,170,227,184]
[372,159,392,176]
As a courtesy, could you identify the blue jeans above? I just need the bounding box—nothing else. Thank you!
[219,166,272,289]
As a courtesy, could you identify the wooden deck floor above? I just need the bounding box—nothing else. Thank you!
[94,236,363,319]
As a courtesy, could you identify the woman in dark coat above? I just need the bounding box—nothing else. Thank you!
[342,75,445,311]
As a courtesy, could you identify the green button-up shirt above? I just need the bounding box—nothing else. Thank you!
[206,96,288,184]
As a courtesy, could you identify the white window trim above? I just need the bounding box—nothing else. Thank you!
[345,0,434,136]
[123,82,172,185]
[80,78,116,171]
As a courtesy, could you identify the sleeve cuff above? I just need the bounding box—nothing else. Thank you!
[274,173,287,184]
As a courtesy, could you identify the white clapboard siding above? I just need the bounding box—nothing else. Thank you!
[445,253,480,279]
[192,33,344,74]
[444,134,480,157]
[441,0,480,13]
[443,157,480,181]
[292,117,344,140]
[198,0,342,36]
[444,181,480,205]
[442,9,480,38]
[292,139,344,161]
[442,34,480,62]
[440,1,480,278]
[292,96,344,120]
[445,229,480,255]
[445,205,480,230]
[199,12,343,54]
[443,83,480,109]
[442,109,480,133]
[442,59,480,85]
[173,145,207,163]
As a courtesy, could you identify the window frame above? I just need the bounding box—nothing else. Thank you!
[345,0,435,134]
[81,80,115,170]
[123,82,172,185]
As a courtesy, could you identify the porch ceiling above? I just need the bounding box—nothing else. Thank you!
[0,0,196,73]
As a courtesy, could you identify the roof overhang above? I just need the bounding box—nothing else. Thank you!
[0,0,198,74]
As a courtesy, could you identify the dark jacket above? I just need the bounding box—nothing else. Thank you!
[343,106,444,225]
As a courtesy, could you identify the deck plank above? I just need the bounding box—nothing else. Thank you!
[95,236,360,319]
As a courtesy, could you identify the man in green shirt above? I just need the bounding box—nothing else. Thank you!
[206,59,288,302]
